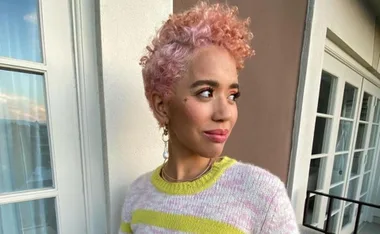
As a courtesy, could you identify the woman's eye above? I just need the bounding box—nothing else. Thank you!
[228,92,241,101]
[198,89,213,98]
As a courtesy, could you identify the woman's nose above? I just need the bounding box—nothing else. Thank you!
[211,97,232,122]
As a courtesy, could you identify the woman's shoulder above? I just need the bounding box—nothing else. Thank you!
[129,170,154,191]
[227,159,286,193]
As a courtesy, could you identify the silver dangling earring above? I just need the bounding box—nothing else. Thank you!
[162,125,169,160]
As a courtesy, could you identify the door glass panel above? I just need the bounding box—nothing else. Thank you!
[308,158,326,191]
[331,154,348,184]
[374,99,380,123]
[369,124,379,148]
[360,194,367,202]
[0,0,42,62]
[325,212,339,233]
[341,83,358,118]
[347,178,359,199]
[355,123,368,149]
[312,117,332,154]
[305,196,318,225]
[365,150,374,172]
[0,198,57,234]
[336,120,353,152]
[329,184,343,211]
[361,173,370,195]
[342,204,355,228]
[360,93,372,121]
[351,152,362,177]
[0,69,53,193]
[317,72,336,114]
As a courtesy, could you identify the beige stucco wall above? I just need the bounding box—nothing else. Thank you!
[98,1,172,233]
[326,0,376,65]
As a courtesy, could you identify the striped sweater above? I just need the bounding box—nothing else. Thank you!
[119,157,299,233]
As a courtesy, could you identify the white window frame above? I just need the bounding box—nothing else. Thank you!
[0,0,106,233]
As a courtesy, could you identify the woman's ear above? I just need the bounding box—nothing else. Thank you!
[151,92,169,125]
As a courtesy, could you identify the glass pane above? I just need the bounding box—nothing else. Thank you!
[351,152,362,177]
[329,184,343,212]
[317,72,335,114]
[347,178,359,200]
[361,173,370,195]
[0,0,42,62]
[360,194,367,202]
[336,120,353,152]
[374,99,380,123]
[312,117,331,154]
[325,212,339,233]
[0,69,52,193]
[360,93,372,121]
[0,198,57,234]
[308,158,326,191]
[342,204,355,228]
[305,196,317,225]
[365,150,374,172]
[341,83,358,118]
[369,125,379,148]
[331,154,348,184]
[355,123,368,149]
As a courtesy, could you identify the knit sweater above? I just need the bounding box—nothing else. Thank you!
[118,157,299,233]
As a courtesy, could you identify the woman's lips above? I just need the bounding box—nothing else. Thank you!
[203,129,229,143]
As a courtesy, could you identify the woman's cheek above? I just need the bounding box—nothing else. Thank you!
[183,99,210,125]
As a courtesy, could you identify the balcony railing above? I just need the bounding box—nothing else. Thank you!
[303,190,380,234]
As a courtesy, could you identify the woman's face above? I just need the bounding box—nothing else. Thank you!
[166,45,239,158]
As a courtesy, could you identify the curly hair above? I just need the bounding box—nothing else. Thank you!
[140,1,254,125]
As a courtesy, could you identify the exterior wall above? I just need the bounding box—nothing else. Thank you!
[174,0,307,183]
[97,1,172,233]
[374,18,380,72]
[326,0,376,65]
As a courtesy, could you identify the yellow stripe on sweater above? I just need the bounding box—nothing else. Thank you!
[131,209,244,234]
[120,222,132,233]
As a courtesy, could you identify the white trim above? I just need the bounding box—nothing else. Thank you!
[70,0,107,233]
[0,189,57,205]
[325,39,380,87]
[316,113,334,119]
[289,0,328,223]
[0,57,46,73]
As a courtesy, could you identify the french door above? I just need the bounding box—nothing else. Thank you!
[0,0,86,233]
[305,51,380,233]
[340,78,380,234]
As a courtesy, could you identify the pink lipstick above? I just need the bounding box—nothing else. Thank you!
[203,129,229,143]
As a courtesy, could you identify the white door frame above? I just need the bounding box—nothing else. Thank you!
[69,0,107,233]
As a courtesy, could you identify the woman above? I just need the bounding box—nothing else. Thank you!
[119,2,299,233]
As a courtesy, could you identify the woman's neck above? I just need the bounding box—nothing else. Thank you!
[164,143,215,182]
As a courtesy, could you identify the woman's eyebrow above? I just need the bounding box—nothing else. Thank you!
[190,80,219,88]
[230,83,239,89]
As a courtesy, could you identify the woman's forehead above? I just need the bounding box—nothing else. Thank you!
[187,46,238,81]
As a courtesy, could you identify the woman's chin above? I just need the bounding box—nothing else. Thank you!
[198,147,224,159]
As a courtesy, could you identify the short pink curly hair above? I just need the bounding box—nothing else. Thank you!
[140,1,254,125]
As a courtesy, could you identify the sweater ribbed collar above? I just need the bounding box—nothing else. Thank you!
[151,156,236,195]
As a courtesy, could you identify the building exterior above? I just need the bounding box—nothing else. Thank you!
[0,0,379,233]
[290,1,380,233]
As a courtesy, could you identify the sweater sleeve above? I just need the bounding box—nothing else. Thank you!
[260,182,300,234]
[118,190,133,234]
